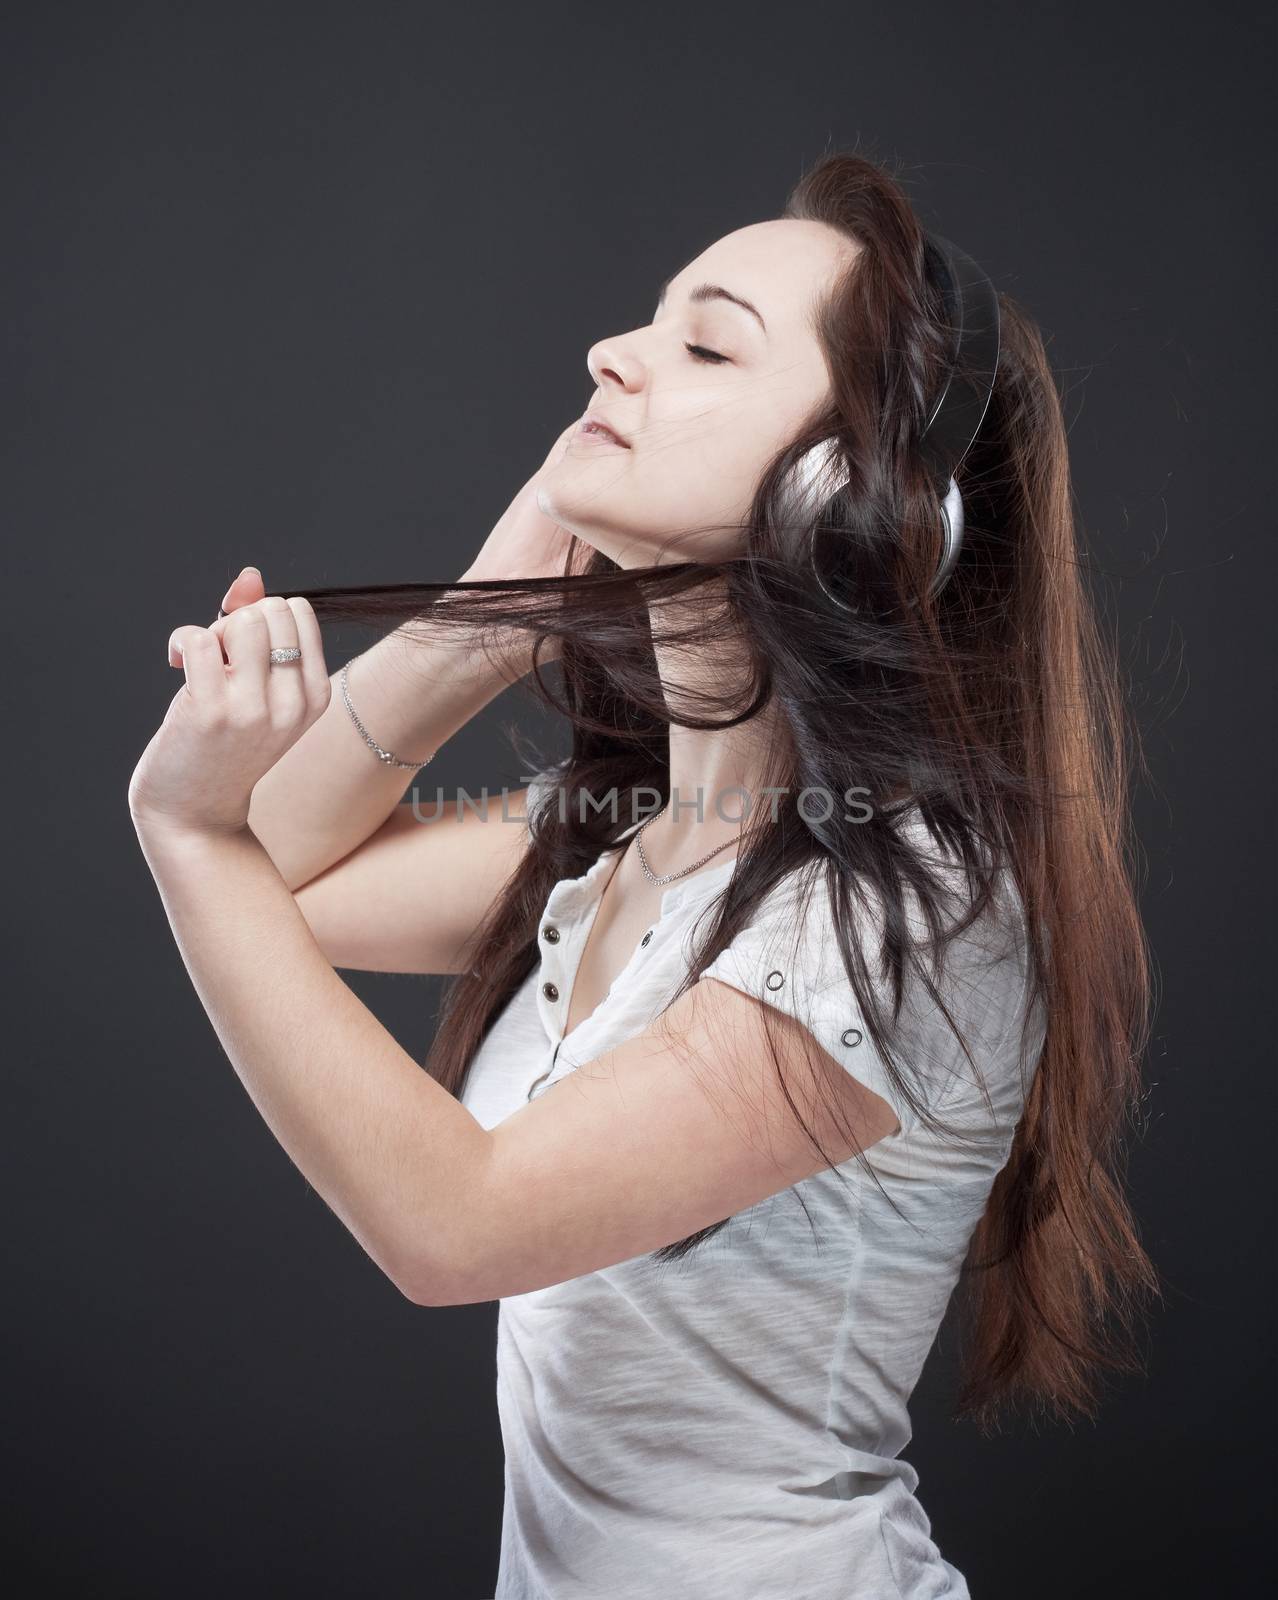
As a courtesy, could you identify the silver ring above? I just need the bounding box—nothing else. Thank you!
[269,647,302,666]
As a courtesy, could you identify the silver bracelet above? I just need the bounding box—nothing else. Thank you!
[340,660,436,770]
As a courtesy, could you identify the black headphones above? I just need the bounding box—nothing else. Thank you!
[785,231,1002,611]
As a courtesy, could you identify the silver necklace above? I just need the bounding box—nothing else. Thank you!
[632,805,741,886]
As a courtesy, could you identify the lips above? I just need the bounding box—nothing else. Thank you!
[580,411,631,448]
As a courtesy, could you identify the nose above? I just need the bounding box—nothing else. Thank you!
[587,334,645,395]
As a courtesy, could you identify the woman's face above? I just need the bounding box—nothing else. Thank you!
[537,217,858,566]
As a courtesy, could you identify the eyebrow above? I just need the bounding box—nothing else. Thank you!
[654,273,768,337]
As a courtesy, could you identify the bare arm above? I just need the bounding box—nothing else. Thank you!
[243,615,521,892]
[291,778,542,975]
[186,422,580,894]
[127,819,898,1305]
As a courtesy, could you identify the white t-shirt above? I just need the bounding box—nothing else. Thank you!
[460,776,1045,1599]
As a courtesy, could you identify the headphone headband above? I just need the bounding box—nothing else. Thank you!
[794,228,1003,609]
[916,232,1003,498]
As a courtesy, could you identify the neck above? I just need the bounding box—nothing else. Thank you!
[642,582,781,870]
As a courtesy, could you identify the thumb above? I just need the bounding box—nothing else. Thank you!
[218,564,265,617]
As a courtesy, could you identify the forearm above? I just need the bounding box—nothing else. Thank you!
[248,570,532,891]
[131,818,492,1298]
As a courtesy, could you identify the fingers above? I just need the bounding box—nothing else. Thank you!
[211,565,265,634]
[287,596,330,707]
[167,568,266,667]
[206,608,233,660]
[169,626,225,700]
[224,596,304,719]
[261,600,312,724]
[220,565,265,616]
[167,593,328,725]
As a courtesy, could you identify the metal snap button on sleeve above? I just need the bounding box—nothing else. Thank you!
[542,981,559,1001]
[764,970,786,991]
[542,925,560,942]
[841,1027,864,1047]
[640,929,653,947]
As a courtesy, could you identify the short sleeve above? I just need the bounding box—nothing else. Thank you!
[698,849,1036,1143]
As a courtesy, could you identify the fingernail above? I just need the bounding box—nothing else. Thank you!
[246,565,261,576]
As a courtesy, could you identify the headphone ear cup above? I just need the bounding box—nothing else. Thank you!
[781,441,966,611]
[776,439,862,613]
[775,437,852,533]
[928,477,965,599]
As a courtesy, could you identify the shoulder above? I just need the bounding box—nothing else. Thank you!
[698,813,1039,1142]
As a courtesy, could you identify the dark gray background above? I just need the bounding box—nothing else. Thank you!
[4,2,1274,1595]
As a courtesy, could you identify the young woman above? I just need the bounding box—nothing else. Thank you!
[129,152,1156,1598]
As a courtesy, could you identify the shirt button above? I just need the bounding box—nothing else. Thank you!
[542,981,560,1002]
[541,925,560,942]
[765,970,786,991]
[640,929,653,947]
[841,1027,864,1047]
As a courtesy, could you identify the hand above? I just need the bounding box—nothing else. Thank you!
[464,420,583,586]
[213,563,267,630]
[129,577,332,837]
[155,563,265,672]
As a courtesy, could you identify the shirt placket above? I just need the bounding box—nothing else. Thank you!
[527,887,662,1103]
[527,891,579,1099]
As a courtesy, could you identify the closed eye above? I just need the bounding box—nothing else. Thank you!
[684,342,730,365]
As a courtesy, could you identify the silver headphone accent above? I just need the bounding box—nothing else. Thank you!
[785,231,1001,614]
[778,438,966,609]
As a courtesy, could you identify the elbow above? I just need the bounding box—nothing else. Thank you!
[400,1255,500,1306]
[388,1244,449,1307]
[399,1269,448,1307]
[390,1239,481,1308]
[396,1253,495,1307]
[393,1140,501,1307]
[375,1228,446,1307]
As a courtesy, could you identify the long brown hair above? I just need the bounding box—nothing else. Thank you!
[287,151,1158,1431]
